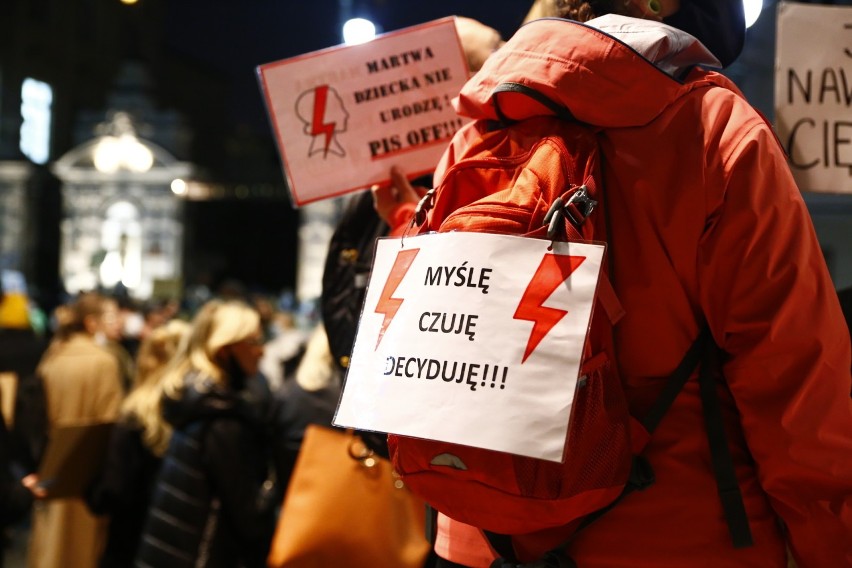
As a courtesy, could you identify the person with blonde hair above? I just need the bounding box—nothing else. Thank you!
[86,319,190,568]
[135,300,277,568]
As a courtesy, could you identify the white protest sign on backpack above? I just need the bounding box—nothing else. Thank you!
[334,231,604,462]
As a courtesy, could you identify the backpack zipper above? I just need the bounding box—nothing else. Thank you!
[438,136,577,230]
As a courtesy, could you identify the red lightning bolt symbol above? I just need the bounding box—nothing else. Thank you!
[514,254,586,363]
[310,85,336,157]
[374,248,419,350]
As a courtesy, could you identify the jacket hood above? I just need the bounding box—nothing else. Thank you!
[454,15,722,129]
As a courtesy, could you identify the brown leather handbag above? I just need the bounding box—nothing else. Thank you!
[267,425,430,568]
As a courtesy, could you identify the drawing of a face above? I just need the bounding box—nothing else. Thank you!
[295,85,350,158]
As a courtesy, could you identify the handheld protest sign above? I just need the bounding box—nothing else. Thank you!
[775,2,852,193]
[257,17,469,207]
[334,232,605,462]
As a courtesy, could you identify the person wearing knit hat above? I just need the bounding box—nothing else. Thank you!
[663,0,745,68]
[522,0,745,68]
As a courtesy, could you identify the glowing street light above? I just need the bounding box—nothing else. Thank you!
[744,0,763,28]
[92,112,154,174]
[342,18,376,45]
[170,178,187,195]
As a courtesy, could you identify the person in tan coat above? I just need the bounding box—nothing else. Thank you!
[25,292,124,568]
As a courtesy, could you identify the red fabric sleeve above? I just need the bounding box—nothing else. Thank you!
[698,120,852,567]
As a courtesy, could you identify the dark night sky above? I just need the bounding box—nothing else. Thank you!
[155,1,533,295]
[161,1,532,136]
[12,0,850,301]
[123,0,849,296]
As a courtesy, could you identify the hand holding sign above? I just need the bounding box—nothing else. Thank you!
[370,167,429,230]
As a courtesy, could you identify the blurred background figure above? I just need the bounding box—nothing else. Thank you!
[0,285,47,457]
[454,16,505,74]
[138,299,181,346]
[0,285,42,568]
[135,300,277,568]
[26,292,124,568]
[99,296,136,393]
[0,410,31,568]
[216,279,248,303]
[85,319,190,568]
[259,310,307,391]
[271,324,341,490]
[115,297,146,364]
[249,294,277,343]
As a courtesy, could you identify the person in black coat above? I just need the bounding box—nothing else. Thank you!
[271,324,343,491]
[0,291,42,568]
[0,398,32,568]
[0,291,48,475]
[85,319,190,568]
[135,300,276,568]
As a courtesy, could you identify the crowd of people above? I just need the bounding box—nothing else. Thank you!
[1,0,851,567]
[0,287,315,568]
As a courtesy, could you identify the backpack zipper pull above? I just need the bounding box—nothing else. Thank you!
[414,188,437,227]
[567,185,597,221]
[544,185,598,240]
[401,187,437,246]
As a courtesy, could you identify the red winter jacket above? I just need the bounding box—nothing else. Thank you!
[426,15,852,568]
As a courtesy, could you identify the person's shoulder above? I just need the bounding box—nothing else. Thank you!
[681,73,779,161]
[701,74,766,128]
[45,335,111,366]
[64,334,110,355]
[202,414,257,452]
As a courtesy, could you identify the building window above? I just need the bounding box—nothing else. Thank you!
[20,78,53,165]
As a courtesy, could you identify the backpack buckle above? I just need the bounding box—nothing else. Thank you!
[566,185,597,222]
[543,185,597,240]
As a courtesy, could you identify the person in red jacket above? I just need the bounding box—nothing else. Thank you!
[373,1,852,566]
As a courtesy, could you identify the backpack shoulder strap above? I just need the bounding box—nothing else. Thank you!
[696,342,754,548]
[640,327,710,433]
[483,328,752,566]
[641,327,753,547]
[581,328,753,546]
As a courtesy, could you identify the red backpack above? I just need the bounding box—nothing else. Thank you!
[386,85,750,558]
